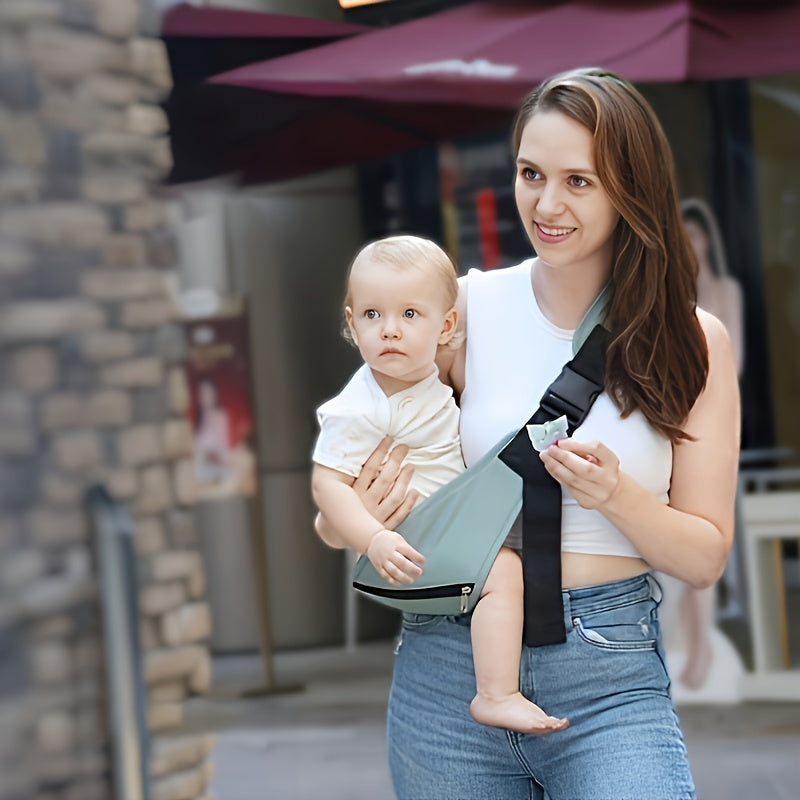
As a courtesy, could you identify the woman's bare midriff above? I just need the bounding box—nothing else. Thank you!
[561,551,650,590]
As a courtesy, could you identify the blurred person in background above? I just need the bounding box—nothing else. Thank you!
[657,197,745,699]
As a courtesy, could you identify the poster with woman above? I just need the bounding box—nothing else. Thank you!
[184,302,257,500]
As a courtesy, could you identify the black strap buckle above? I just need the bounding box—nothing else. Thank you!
[539,365,603,431]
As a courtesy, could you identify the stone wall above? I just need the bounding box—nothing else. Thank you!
[0,2,214,798]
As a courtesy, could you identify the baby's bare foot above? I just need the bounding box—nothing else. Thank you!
[470,692,569,735]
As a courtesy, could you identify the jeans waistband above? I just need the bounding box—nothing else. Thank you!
[561,572,660,630]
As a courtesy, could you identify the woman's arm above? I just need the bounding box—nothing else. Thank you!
[540,310,740,587]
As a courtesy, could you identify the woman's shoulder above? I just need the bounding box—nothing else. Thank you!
[695,306,736,376]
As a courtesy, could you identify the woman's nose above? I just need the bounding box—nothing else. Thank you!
[536,181,564,216]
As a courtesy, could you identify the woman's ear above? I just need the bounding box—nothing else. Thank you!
[438,308,458,345]
[344,306,359,345]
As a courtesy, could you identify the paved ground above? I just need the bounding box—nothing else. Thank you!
[183,640,800,800]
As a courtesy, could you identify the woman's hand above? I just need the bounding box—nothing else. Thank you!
[539,438,621,510]
[366,529,425,585]
[352,436,419,529]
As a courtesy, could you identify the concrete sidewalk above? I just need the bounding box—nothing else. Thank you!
[184,641,800,800]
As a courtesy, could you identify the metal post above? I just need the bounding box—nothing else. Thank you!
[87,485,150,800]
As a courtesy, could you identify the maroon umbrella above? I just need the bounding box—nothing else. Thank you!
[169,0,800,184]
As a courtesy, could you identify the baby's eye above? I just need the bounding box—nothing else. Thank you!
[403,309,417,319]
[569,175,589,188]
[365,309,379,319]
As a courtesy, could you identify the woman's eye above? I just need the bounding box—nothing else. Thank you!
[569,175,589,188]
[365,309,379,319]
[521,167,540,181]
[403,309,417,319]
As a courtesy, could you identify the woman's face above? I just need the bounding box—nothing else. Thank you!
[198,380,217,409]
[514,110,620,278]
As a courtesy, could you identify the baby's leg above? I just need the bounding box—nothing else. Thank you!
[469,547,569,734]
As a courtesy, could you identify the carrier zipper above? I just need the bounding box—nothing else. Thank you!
[353,581,475,609]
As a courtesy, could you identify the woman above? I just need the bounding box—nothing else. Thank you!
[318,68,739,799]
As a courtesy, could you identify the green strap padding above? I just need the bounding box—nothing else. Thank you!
[572,283,611,354]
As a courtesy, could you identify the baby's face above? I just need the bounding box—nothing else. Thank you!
[345,258,455,395]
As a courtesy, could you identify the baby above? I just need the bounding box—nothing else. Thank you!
[311,234,567,735]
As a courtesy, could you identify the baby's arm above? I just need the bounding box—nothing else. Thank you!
[311,463,425,585]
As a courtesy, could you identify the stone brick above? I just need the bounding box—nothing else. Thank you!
[94,0,140,39]
[167,509,196,547]
[52,430,103,471]
[10,345,58,391]
[133,515,166,557]
[123,201,167,232]
[0,391,36,455]
[83,130,153,162]
[147,681,187,707]
[0,548,46,592]
[102,233,146,266]
[139,581,185,617]
[103,467,138,500]
[81,267,166,301]
[162,419,193,460]
[86,388,132,427]
[144,645,205,684]
[135,464,173,514]
[0,242,33,275]
[117,423,161,466]
[0,299,106,342]
[127,103,169,136]
[161,601,211,647]
[81,172,147,205]
[80,329,136,362]
[151,761,213,800]
[122,297,176,329]
[186,567,206,600]
[35,709,76,754]
[0,168,41,203]
[172,458,197,507]
[188,649,212,694]
[154,324,187,362]
[2,114,47,167]
[0,203,109,248]
[148,701,182,733]
[150,733,214,778]
[28,507,88,545]
[100,356,163,387]
[128,38,172,90]
[166,366,190,415]
[140,617,160,650]
[0,0,59,25]
[150,550,202,583]
[28,25,128,81]
[41,473,83,506]
[40,392,85,430]
[84,74,145,107]
[31,638,73,685]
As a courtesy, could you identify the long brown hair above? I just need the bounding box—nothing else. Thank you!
[511,67,708,443]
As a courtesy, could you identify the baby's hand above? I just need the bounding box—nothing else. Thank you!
[366,530,425,585]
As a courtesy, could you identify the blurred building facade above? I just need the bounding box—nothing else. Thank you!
[0,1,216,798]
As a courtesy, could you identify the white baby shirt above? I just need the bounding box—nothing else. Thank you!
[313,365,464,499]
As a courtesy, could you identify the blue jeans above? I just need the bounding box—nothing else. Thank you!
[387,573,695,800]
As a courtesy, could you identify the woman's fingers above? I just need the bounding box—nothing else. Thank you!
[353,435,394,491]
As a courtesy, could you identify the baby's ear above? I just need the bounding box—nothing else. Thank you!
[438,308,458,345]
[344,306,359,345]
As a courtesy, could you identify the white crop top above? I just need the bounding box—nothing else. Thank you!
[459,260,673,559]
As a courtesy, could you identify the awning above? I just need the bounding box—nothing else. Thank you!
[166,0,800,185]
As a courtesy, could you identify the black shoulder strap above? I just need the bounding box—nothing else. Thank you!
[498,323,610,647]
